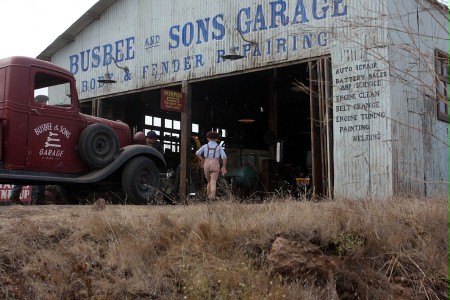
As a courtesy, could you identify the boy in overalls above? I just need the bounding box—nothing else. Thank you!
[195,131,227,199]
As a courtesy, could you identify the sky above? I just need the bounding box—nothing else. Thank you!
[0,0,99,59]
[0,0,448,60]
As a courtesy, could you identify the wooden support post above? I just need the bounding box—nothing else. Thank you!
[96,99,102,117]
[179,81,192,204]
[268,69,277,159]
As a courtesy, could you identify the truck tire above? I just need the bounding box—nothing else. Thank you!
[78,124,119,169]
[122,156,160,204]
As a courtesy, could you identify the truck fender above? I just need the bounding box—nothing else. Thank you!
[113,144,166,170]
[73,144,166,183]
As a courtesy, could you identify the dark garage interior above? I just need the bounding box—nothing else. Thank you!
[84,58,333,199]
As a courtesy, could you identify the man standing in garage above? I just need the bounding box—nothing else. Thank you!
[146,130,164,156]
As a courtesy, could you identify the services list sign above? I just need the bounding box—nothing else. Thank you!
[160,89,185,112]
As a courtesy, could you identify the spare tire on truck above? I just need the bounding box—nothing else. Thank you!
[122,156,160,204]
[78,123,119,169]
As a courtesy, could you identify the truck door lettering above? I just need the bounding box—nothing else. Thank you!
[33,125,72,160]
[39,149,64,157]
[34,124,72,139]
[40,132,65,159]
[34,123,53,135]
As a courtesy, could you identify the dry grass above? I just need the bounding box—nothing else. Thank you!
[0,195,448,299]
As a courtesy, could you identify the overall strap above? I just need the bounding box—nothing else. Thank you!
[206,144,219,158]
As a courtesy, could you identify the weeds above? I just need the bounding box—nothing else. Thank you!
[0,196,447,299]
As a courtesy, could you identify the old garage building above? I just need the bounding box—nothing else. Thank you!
[38,0,449,200]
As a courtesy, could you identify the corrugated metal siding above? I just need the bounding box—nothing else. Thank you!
[420,0,450,197]
[332,0,448,199]
[48,0,448,199]
[332,0,394,199]
[52,0,337,99]
[387,0,449,197]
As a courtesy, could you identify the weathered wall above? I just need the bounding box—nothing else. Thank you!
[387,0,449,197]
[48,0,448,199]
[52,0,344,99]
[331,0,448,199]
[331,0,395,199]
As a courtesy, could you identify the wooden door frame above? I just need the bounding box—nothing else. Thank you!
[309,57,334,198]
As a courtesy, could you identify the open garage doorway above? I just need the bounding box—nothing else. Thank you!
[96,57,333,199]
[190,57,333,198]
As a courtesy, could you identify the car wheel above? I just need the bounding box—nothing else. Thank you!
[78,124,119,169]
[122,157,160,204]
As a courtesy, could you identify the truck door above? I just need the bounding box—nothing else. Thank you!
[26,69,87,173]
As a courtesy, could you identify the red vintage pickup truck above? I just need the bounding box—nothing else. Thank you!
[0,56,165,204]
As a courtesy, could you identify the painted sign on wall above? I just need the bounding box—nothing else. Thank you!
[52,0,349,99]
[333,59,388,143]
[160,89,185,112]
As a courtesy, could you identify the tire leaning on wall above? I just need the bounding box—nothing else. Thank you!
[78,123,120,169]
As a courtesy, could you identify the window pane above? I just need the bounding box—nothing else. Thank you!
[436,57,442,75]
[174,120,180,130]
[165,119,172,129]
[438,101,446,113]
[436,50,449,122]
[34,88,48,97]
[154,117,161,127]
[48,82,71,106]
[438,81,445,95]
[145,116,152,125]
[192,123,199,133]
[35,74,71,107]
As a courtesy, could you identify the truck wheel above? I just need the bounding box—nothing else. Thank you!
[122,157,160,204]
[79,124,119,169]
